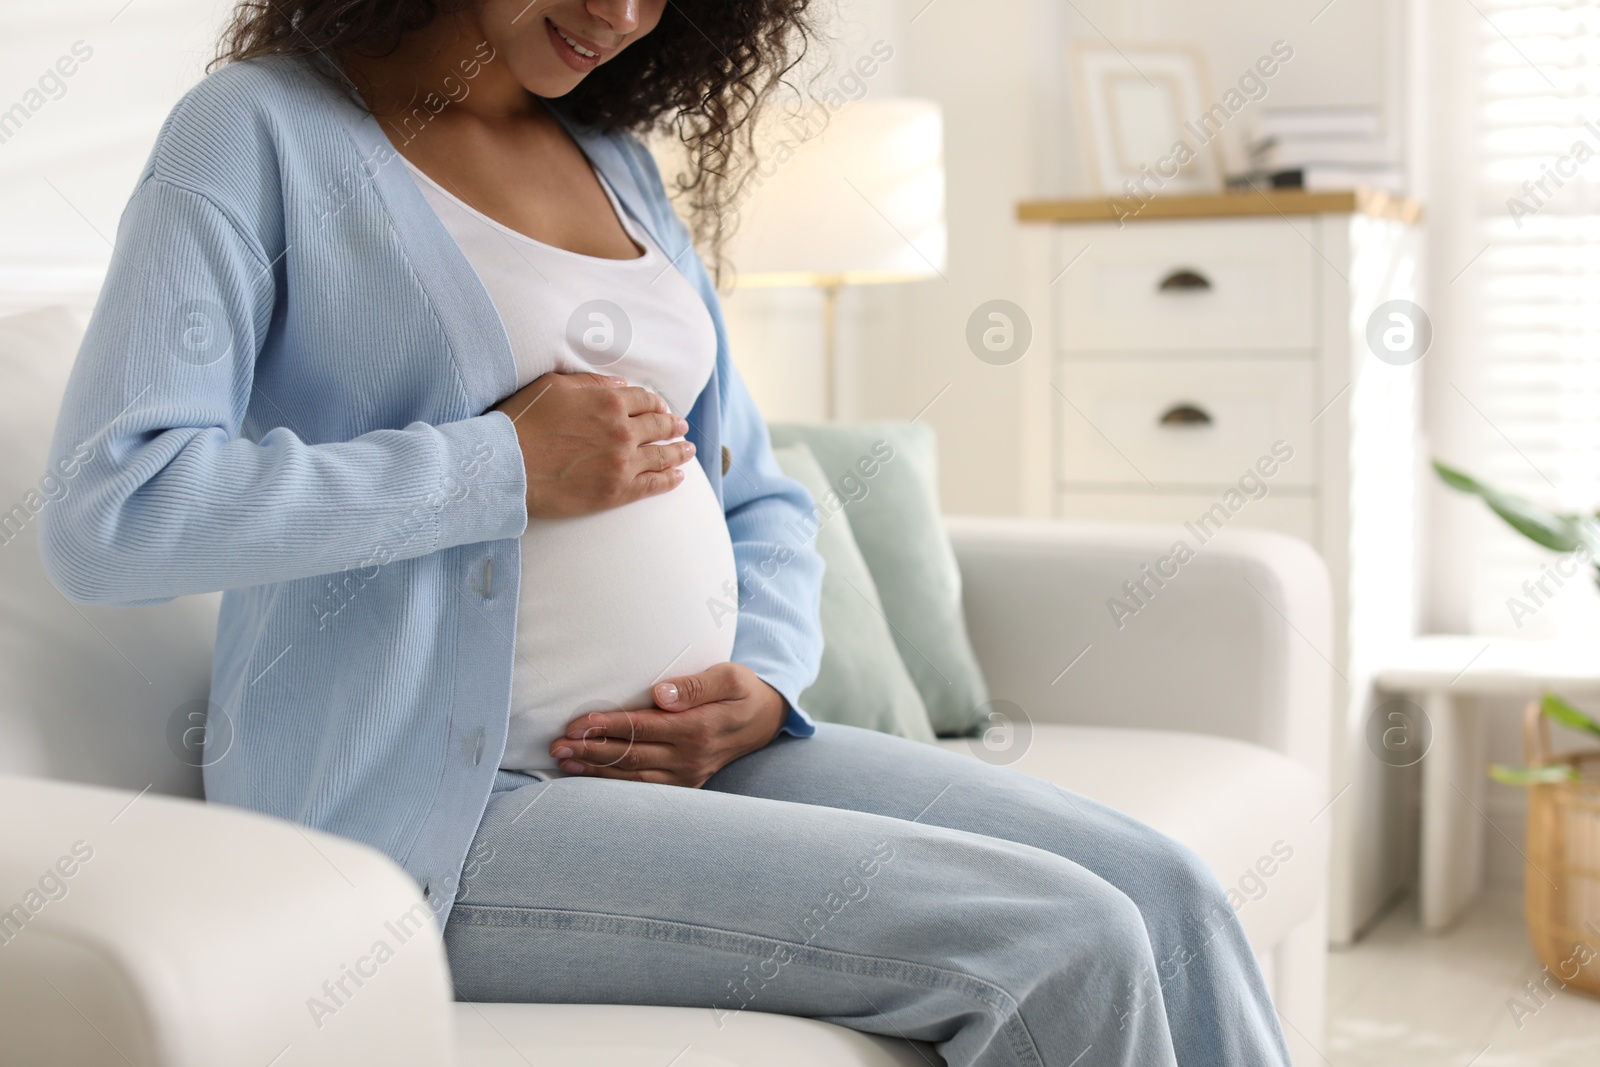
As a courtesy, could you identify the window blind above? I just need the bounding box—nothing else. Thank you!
[1464,0,1600,638]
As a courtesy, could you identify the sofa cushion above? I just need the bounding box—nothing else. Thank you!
[939,724,1326,954]
[455,1003,934,1066]
[768,421,988,736]
[769,442,935,742]
[0,307,217,797]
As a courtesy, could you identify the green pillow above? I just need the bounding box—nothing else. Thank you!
[769,422,989,736]
[771,443,935,743]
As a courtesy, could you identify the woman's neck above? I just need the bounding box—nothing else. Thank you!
[341,14,536,125]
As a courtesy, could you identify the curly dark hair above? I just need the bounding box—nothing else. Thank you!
[212,1,819,280]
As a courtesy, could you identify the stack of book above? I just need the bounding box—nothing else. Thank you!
[1248,106,1403,192]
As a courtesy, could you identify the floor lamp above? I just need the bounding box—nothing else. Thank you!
[725,99,947,420]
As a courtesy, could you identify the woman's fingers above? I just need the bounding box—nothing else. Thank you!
[549,668,780,788]
[554,707,696,757]
[551,716,688,780]
[559,371,629,390]
[609,467,680,506]
[555,738,676,773]
[630,410,687,444]
[655,663,744,711]
[557,736,712,787]
[614,384,670,416]
[639,440,695,471]
[500,370,694,517]
[562,708,668,745]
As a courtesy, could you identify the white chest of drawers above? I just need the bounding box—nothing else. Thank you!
[1016,190,1425,946]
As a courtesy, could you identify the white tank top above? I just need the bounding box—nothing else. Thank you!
[403,156,737,776]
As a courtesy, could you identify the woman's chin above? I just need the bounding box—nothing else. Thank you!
[505,59,591,100]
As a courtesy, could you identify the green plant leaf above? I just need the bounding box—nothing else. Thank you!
[1433,460,1485,495]
[1432,460,1596,553]
[1541,692,1600,741]
[1488,763,1579,786]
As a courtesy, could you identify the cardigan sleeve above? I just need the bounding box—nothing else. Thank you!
[37,176,528,607]
[718,356,826,735]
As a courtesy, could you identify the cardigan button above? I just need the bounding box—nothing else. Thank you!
[470,727,486,767]
[471,558,494,600]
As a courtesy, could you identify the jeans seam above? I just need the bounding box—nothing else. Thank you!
[448,903,1046,1067]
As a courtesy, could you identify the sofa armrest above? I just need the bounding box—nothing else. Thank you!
[947,516,1332,781]
[0,775,454,1067]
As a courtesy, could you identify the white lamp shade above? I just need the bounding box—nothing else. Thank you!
[726,98,947,288]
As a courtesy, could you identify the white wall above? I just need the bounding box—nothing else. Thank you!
[729,0,1069,514]
[865,0,1044,515]
[0,1,231,313]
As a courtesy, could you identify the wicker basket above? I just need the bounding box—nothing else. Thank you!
[1522,700,1600,998]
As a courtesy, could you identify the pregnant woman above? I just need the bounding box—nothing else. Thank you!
[39,2,1291,1064]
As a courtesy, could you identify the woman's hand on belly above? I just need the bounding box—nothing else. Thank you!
[492,371,696,519]
[548,663,786,787]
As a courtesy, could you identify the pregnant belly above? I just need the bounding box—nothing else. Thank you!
[501,457,737,774]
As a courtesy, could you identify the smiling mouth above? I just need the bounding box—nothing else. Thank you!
[548,19,603,59]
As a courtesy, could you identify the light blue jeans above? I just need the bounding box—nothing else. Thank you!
[443,724,1292,1067]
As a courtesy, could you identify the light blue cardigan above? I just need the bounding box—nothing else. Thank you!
[39,55,824,922]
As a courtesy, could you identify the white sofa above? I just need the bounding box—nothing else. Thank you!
[0,308,1332,1066]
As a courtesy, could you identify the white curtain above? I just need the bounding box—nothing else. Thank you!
[0,1,230,314]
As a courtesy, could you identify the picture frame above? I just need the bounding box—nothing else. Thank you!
[1068,43,1224,196]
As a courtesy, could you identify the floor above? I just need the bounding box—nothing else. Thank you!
[1324,889,1600,1065]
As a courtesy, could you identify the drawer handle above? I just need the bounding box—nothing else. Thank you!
[1158,403,1213,427]
[1157,268,1212,292]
